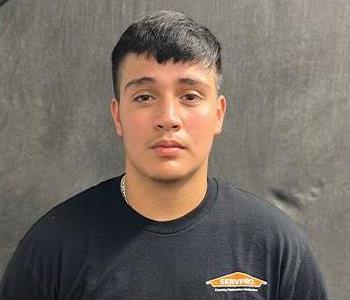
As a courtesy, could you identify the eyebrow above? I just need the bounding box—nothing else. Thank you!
[123,76,210,92]
[124,77,156,92]
[178,77,204,85]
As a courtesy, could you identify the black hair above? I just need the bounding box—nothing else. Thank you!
[111,11,222,99]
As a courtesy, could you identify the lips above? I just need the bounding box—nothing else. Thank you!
[150,139,185,157]
[151,140,185,149]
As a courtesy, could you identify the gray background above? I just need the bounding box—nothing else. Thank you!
[1,0,349,299]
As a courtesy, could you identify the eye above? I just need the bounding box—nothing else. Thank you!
[181,93,202,103]
[133,94,154,103]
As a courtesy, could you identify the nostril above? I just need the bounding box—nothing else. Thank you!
[155,119,181,132]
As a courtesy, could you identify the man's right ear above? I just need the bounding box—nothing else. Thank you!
[111,98,123,137]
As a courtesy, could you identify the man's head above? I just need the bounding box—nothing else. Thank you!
[111,11,226,183]
[111,11,222,100]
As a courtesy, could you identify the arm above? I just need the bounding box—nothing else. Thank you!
[0,243,47,300]
[281,242,329,300]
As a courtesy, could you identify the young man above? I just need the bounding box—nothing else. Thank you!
[0,11,328,300]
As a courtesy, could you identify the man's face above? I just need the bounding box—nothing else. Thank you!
[111,53,226,182]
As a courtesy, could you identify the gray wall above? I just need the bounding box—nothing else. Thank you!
[1,0,349,299]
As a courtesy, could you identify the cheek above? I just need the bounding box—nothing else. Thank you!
[121,114,149,145]
[185,107,217,143]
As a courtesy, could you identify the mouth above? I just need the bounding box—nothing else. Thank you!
[151,140,185,149]
[150,140,186,156]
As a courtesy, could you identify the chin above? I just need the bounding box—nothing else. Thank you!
[145,166,200,184]
[127,156,207,184]
[149,173,185,184]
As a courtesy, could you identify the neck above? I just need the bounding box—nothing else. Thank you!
[123,166,208,221]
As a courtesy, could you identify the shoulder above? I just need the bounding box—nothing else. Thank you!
[19,177,119,246]
[213,177,308,247]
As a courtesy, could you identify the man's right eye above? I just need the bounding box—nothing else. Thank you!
[134,94,154,103]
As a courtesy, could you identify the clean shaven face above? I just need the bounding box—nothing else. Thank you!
[111,53,226,183]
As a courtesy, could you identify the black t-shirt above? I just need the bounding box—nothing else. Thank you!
[0,176,328,300]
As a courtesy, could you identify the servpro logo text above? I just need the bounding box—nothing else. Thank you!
[206,272,267,293]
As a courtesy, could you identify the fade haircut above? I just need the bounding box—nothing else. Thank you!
[111,11,222,99]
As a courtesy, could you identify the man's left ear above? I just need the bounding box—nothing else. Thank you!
[215,95,227,134]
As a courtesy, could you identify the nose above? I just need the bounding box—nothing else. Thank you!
[154,98,182,132]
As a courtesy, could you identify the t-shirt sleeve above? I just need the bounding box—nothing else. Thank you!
[0,243,47,300]
[288,243,329,300]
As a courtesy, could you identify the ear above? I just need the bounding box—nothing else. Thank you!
[111,98,123,137]
[214,95,227,135]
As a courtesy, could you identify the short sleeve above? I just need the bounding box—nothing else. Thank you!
[290,243,329,300]
[0,243,47,300]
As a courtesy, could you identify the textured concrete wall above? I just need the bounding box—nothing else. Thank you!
[1,0,349,299]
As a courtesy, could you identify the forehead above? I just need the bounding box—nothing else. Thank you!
[119,53,218,90]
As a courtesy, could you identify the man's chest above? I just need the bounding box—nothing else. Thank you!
[60,228,277,300]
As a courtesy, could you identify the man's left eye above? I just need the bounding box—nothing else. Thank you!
[181,94,201,102]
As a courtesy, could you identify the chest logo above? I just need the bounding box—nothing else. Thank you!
[206,272,267,292]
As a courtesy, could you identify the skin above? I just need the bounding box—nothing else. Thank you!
[111,53,226,221]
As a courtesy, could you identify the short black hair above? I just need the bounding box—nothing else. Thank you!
[111,11,222,99]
